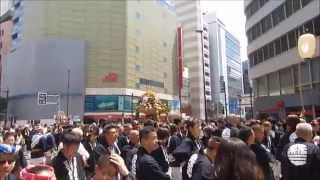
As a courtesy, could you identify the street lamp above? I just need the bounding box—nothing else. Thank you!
[297,33,317,115]
[195,29,208,122]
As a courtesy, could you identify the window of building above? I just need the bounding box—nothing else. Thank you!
[205,81,210,86]
[135,46,139,53]
[275,38,281,55]
[292,0,301,13]
[301,0,312,7]
[301,62,311,84]
[163,41,167,47]
[311,60,320,82]
[136,12,141,19]
[261,15,272,33]
[281,35,288,52]
[135,64,140,71]
[293,65,299,87]
[272,5,285,26]
[296,25,304,37]
[204,45,208,49]
[205,91,211,95]
[288,29,297,48]
[204,54,209,58]
[252,24,261,40]
[136,29,141,36]
[268,42,275,59]
[257,76,268,96]
[163,72,167,78]
[263,45,269,60]
[303,20,314,34]
[314,16,320,36]
[0,42,2,49]
[253,51,258,65]
[204,36,208,40]
[205,72,210,76]
[205,63,209,67]
[249,54,254,67]
[280,68,294,94]
[269,72,280,96]
[163,57,167,62]
[285,0,293,17]
[260,0,268,7]
[257,48,263,63]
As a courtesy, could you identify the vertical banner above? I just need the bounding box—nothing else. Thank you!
[177,27,184,99]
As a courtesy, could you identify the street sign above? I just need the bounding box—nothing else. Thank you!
[37,92,48,105]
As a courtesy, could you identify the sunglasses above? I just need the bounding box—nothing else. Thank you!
[0,160,15,165]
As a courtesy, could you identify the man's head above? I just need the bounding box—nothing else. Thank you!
[296,123,313,142]
[62,132,81,159]
[286,115,300,132]
[157,127,170,146]
[228,116,240,127]
[3,132,15,146]
[139,126,158,153]
[310,120,319,133]
[103,124,119,146]
[206,136,223,160]
[173,118,182,128]
[263,121,272,134]
[251,124,265,143]
[128,130,140,145]
[123,124,133,136]
[95,155,119,180]
[186,119,201,138]
[71,128,84,139]
[0,144,17,177]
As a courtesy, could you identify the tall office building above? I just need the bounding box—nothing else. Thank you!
[242,60,253,119]
[245,0,320,119]
[206,13,242,116]
[2,0,179,120]
[175,0,211,120]
[0,0,12,16]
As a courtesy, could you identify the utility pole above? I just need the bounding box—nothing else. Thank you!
[250,86,253,119]
[224,82,228,118]
[5,90,9,127]
[131,93,134,119]
[66,69,70,118]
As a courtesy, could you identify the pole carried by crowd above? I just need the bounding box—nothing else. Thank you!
[0,114,319,180]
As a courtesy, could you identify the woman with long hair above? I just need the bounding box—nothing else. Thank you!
[214,138,264,180]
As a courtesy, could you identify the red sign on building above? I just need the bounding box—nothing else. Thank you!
[103,72,118,82]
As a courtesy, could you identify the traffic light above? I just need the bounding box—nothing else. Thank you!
[37,92,47,105]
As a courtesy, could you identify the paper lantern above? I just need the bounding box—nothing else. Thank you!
[298,33,316,59]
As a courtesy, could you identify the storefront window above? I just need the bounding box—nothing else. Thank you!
[280,68,294,94]
[85,95,140,113]
[269,72,280,96]
[257,76,268,96]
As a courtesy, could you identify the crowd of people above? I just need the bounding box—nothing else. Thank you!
[0,114,319,180]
